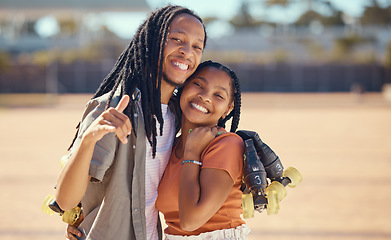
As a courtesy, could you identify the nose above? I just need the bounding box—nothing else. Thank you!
[198,91,211,103]
[180,43,191,57]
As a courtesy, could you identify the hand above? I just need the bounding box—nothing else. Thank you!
[65,224,82,240]
[65,212,83,240]
[184,126,219,160]
[84,95,132,144]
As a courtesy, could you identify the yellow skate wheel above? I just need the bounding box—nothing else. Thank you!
[265,188,279,215]
[60,155,68,169]
[283,167,303,188]
[62,206,82,225]
[268,181,287,202]
[42,195,55,215]
[241,193,254,219]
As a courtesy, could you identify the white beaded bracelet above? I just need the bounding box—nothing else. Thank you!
[181,160,202,166]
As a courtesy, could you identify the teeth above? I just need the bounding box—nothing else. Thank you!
[191,102,208,113]
[174,61,189,70]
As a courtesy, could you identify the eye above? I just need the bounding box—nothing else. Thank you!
[193,81,202,88]
[171,37,181,43]
[215,93,224,99]
[193,45,203,51]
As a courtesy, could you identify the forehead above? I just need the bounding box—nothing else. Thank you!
[168,13,205,43]
[192,67,233,90]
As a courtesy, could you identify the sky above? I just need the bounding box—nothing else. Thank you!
[34,0,391,39]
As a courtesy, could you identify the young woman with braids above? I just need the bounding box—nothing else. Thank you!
[56,5,207,240]
[156,61,250,240]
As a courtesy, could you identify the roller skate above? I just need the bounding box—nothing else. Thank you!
[237,130,302,217]
[41,155,83,225]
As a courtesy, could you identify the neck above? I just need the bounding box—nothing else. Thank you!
[160,80,176,104]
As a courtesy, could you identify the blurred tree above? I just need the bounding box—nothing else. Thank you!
[0,51,10,71]
[264,0,290,7]
[229,1,262,28]
[21,20,39,36]
[321,1,344,26]
[385,40,391,68]
[57,19,79,36]
[230,0,345,27]
[322,10,344,26]
[295,9,344,26]
[331,34,376,62]
[201,16,219,25]
[294,0,344,26]
[360,0,391,25]
[295,10,323,26]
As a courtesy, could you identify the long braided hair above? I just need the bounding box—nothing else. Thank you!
[178,60,242,132]
[69,5,207,157]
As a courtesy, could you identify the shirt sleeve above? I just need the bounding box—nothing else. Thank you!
[201,133,244,181]
[68,96,119,182]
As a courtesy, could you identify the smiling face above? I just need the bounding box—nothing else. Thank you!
[162,13,205,87]
[180,66,234,128]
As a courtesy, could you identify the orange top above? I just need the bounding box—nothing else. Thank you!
[156,132,245,236]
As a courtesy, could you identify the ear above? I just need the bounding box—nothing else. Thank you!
[222,103,234,119]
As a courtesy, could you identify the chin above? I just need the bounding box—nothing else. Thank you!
[163,74,187,87]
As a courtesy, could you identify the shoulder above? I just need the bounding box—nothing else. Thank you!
[202,132,244,156]
[201,132,244,180]
[76,90,123,141]
[82,92,111,120]
[82,87,135,121]
[211,132,244,149]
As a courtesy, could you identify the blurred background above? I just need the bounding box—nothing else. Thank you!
[0,0,391,240]
[1,0,391,94]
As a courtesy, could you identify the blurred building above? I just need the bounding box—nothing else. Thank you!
[0,0,150,93]
[0,0,390,93]
[205,25,390,92]
[0,0,149,53]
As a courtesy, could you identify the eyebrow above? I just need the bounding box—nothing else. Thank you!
[195,76,229,96]
[170,30,204,44]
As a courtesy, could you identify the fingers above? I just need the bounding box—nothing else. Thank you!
[84,95,133,144]
[113,95,132,142]
[115,95,130,113]
[101,95,133,144]
[184,126,217,160]
[210,126,219,135]
[104,110,132,143]
[65,225,82,240]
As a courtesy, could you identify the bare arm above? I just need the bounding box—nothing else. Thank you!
[179,127,235,231]
[55,95,132,210]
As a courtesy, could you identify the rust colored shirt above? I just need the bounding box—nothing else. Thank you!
[156,132,245,236]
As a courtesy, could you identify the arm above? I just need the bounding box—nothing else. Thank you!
[55,95,132,210]
[179,166,234,231]
[178,127,236,231]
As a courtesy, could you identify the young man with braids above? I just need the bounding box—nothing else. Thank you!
[55,5,207,240]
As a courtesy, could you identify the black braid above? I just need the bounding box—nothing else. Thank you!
[68,5,207,158]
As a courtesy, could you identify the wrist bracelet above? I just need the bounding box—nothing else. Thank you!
[181,160,202,166]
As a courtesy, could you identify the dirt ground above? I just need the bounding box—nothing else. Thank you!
[0,92,390,240]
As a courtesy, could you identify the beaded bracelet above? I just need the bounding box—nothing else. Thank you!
[181,160,202,166]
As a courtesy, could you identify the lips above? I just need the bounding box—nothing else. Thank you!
[190,102,209,114]
[173,61,189,70]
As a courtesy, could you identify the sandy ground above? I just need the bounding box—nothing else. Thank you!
[0,92,390,240]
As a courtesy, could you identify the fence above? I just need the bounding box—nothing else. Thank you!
[0,61,388,93]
